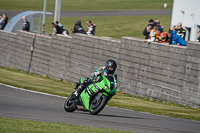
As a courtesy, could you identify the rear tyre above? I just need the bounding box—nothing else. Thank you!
[64,92,76,112]
[89,93,108,115]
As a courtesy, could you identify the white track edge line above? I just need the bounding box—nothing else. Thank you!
[0,83,66,99]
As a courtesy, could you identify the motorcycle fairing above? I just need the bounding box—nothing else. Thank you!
[80,75,116,110]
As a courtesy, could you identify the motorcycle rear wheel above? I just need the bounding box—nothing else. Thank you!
[89,93,108,115]
[64,92,76,112]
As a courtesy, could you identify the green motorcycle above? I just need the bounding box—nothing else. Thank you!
[64,74,117,115]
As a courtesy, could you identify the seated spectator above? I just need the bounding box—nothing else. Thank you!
[144,22,159,43]
[20,16,30,31]
[86,20,96,36]
[197,31,200,42]
[55,21,69,35]
[177,22,186,40]
[0,13,8,30]
[71,20,86,34]
[156,28,168,43]
[156,20,163,32]
[170,30,187,46]
[143,19,154,39]
[51,22,64,35]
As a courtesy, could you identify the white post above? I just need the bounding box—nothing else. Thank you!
[42,0,47,34]
[54,0,62,22]
[38,14,42,33]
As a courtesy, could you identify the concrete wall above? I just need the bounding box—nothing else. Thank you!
[171,0,200,41]
[0,30,200,108]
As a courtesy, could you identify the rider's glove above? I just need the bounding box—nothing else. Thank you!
[83,78,91,85]
[92,71,101,77]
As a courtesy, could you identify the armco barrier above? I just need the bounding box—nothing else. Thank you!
[0,30,200,108]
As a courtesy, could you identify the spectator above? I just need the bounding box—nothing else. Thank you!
[51,22,64,35]
[145,25,152,38]
[55,21,63,27]
[197,31,200,42]
[55,21,69,35]
[71,20,86,34]
[156,19,163,32]
[171,30,187,46]
[0,13,8,30]
[0,14,3,29]
[20,16,30,31]
[144,22,159,43]
[86,20,96,36]
[166,29,172,44]
[143,19,154,39]
[156,28,168,43]
[172,26,178,31]
[177,22,186,40]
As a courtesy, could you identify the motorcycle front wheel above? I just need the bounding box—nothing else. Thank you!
[64,92,76,112]
[89,93,108,115]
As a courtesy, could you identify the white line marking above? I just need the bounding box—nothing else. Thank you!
[0,83,66,99]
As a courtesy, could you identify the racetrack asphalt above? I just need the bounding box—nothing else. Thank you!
[1,9,171,18]
[0,84,199,133]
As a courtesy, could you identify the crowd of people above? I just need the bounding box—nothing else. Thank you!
[1,13,199,43]
[143,19,187,46]
[0,14,30,32]
[51,20,96,36]
[0,13,8,30]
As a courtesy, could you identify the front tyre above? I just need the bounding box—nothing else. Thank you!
[64,92,76,112]
[89,93,108,115]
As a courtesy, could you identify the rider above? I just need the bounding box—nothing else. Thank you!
[74,59,118,98]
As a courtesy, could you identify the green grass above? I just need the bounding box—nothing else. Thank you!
[0,117,133,133]
[45,15,171,39]
[0,67,74,97]
[0,67,200,121]
[1,0,172,39]
[0,0,173,11]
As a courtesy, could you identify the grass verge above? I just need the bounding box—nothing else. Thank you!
[0,0,173,11]
[0,117,133,133]
[0,67,200,121]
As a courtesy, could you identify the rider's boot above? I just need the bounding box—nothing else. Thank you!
[74,84,86,98]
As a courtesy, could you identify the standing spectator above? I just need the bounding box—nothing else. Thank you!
[71,20,86,34]
[55,21,63,28]
[20,16,30,31]
[177,22,186,40]
[51,22,64,35]
[144,22,159,43]
[0,13,8,30]
[156,20,163,32]
[171,30,187,46]
[166,29,172,44]
[197,31,200,42]
[156,28,168,43]
[0,14,3,29]
[172,26,178,31]
[55,21,69,35]
[86,20,96,36]
[143,19,154,39]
